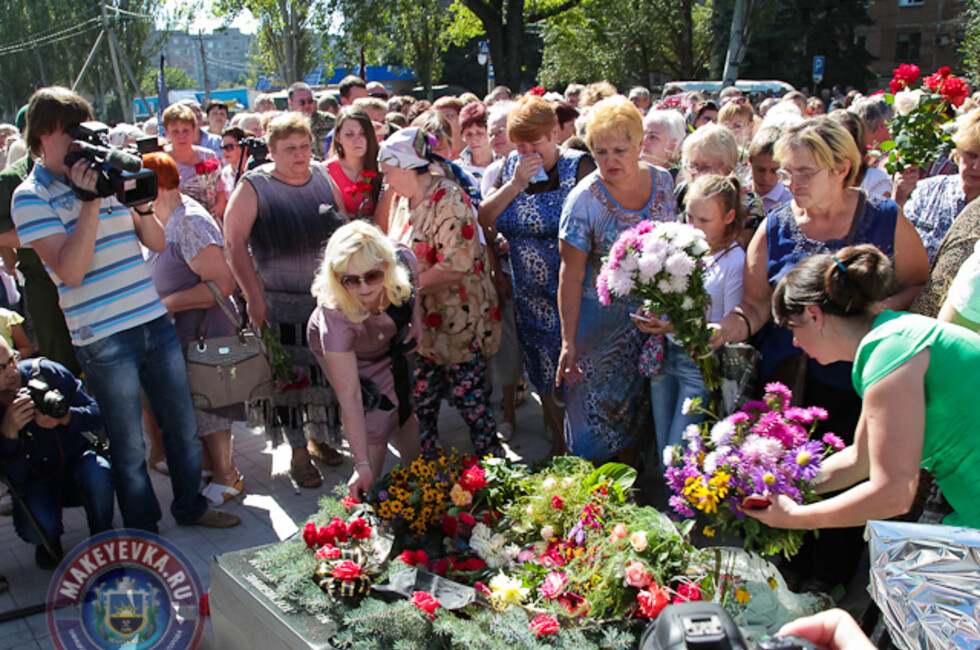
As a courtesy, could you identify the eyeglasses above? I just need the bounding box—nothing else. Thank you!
[339,269,385,290]
[220,143,239,151]
[777,168,823,187]
[0,350,20,372]
[685,162,719,175]
[489,127,507,139]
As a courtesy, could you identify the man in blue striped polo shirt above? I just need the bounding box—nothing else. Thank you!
[11,87,239,532]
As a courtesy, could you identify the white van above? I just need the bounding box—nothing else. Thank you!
[666,80,795,96]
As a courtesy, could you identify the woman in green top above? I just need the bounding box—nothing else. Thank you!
[748,243,980,530]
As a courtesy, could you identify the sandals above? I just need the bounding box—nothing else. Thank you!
[201,476,245,507]
[289,461,323,489]
[308,441,345,467]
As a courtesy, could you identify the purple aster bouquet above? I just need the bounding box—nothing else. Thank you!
[596,221,719,391]
[663,382,845,558]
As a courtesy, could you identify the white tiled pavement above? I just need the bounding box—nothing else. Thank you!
[0,389,550,649]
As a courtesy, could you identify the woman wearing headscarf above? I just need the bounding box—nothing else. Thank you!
[380,127,502,458]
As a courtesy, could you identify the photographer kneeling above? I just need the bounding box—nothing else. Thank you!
[0,338,112,569]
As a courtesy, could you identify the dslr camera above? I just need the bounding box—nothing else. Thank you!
[640,602,822,650]
[18,375,69,420]
[63,121,158,207]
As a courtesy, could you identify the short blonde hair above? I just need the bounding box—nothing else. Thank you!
[266,111,312,149]
[953,108,980,152]
[311,221,412,324]
[162,104,196,129]
[682,123,739,174]
[774,117,861,187]
[718,101,754,125]
[507,95,557,143]
[584,95,644,151]
[578,81,617,108]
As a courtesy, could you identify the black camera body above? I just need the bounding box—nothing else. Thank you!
[19,376,69,420]
[640,603,821,650]
[63,121,158,207]
[240,135,269,170]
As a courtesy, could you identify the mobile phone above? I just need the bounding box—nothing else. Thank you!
[630,313,652,323]
[742,495,771,510]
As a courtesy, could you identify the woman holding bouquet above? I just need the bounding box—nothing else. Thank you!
[324,108,381,219]
[381,127,503,459]
[308,221,422,500]
[710,117,929,592]
[557,96,675,463]
[751,244,980,530]
[162,104,227,218]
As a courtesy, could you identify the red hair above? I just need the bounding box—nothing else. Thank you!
[459,101,488,132]
[141,152,180,191]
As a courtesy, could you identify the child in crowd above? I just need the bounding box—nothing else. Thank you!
[635,174,746,469]
[749,127,793,214]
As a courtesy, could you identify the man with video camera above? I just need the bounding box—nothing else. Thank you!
[11,87,239,533]
[0,337,110,569]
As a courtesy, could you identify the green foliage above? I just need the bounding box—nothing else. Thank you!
[140,66,197,94]
[963,0,980,84]
[880,91,956,174]
[212,0,318,83]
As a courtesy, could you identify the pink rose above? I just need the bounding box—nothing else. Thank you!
[540,571,567,599]
[624,560,653,588]
[609,522,629,542]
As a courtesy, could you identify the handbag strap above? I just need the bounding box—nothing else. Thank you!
[195,281,244,341]
[845,190,866,246]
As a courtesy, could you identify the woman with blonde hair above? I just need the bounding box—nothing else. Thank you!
[556,95,675,463]
[308,221,421,499]
[162,103,227,218]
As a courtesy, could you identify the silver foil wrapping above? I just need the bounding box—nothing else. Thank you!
[867,520,980,650]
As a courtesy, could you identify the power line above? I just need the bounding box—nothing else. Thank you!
[106,5,154,20]
[0,18,103,57]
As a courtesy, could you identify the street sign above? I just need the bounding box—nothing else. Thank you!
[477,40,489,66]
[812,55,825,85]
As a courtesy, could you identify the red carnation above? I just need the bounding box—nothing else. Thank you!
[423,312,443,328]
[460,465,487,492]
[673,582,703,603]
[331,560,362,580]
[315,526,335,548]
[315,544,341,560]
[340,496,357,511]
[361,170,377,179]
[410,591,440,620]
[454,558,486,571]
[460,222,475,240]
[529,86,547,96]
[529,614,559,637]
[326,517,349,544]
[551,495,564,510]
[399,549,429,566]
[347,518,372,540]
[442,514,459,536]
[303,521,319,548]
[459,512,476,526]
[428,557,449,576]
[637,584,670,618]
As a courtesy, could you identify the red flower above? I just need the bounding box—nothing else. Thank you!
[198,594,210,617]
[529,614,559,637]
[673,582,703,603]
[474,582,490,595]
[428,557,449,576]
[340,496,357,511]
[303,521,319,548]
[442,514,459,536]
[399,550,429,566]
[315,544,341,560]
[429,188,447,206]
[926,71,970,108]
[361,170,377,179]
[889,63,920,93]
[194,158,220,175]
[462,455,480,469]
[459,512,476,526]
[326,517,349,544]
[637,584,670,618]
[331,561,362,580]
[460,222,475,240]
[460,465,487,492]
[551,495,564,510]
[423,312,443,328]
[454,557,486,571]
[489,305,502,322]
[411,591,440,619]
[347,518,372,540]
[529,86,547,96]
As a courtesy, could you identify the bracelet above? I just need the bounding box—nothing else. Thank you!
[355,461,370,468]
[732,309,752,340]
[133,205,154,216]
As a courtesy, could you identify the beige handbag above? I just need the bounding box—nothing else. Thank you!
[185,282,273,409]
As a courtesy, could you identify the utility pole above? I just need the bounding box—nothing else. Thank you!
[722,0,751,88]
[199,32,211,105]
[101,1,131,122]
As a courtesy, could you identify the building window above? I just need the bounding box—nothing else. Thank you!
[898,0,924,6]
[896,33,921,63]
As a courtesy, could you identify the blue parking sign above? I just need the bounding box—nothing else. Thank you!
[812,56,825,84]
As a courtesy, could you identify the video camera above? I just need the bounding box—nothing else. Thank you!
[63,121,158,207]
[640,602,822,650]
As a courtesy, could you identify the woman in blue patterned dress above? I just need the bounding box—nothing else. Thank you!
[556,96,676,463]
[479,95,596,456]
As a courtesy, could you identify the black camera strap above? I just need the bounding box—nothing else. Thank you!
[67,179,100,203]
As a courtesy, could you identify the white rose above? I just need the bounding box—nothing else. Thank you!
[893,88,923,116]
[541,524,555,541]
[542,477,557,490]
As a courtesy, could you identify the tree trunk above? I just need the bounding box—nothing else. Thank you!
[199,32,211,103]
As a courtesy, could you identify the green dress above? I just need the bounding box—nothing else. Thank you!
[853,310,980,528]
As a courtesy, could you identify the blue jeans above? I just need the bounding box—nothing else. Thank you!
[75,316,206,530]
[12,450,115,546]
[650,340,710,468]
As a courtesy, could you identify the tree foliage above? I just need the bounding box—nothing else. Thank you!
[538,0,713,88]
[963,0,980,84]
[140,65,197,94]
[0,0,160,120]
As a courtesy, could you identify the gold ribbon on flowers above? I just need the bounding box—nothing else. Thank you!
[312,548,378,599]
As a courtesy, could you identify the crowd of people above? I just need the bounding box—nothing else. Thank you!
[0,74,977,637]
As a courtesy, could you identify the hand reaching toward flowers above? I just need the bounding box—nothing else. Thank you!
[632,310,673,335]
[348,464,374,503]
[779,609,876,650]
[743,494,803,529]
[892,165,920,206]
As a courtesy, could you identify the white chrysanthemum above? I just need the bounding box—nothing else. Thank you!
[681,296,695,311]
[542,477,556,490]
[666,251,695,278]
[658,278,673,293]
[619,252,639,274]
[691,237,710,256]
[637,253,664,284]
[710,419,737,446]
[682,423,700,442]
[609,267,635,296]
[703,450,723,474]
[669,274,689,292]
[642,237,669,258]
[681,397,694,415]
[663,445,676,468]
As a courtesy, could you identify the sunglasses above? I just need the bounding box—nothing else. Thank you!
[339,269,385,290]
[220,143,238,151]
